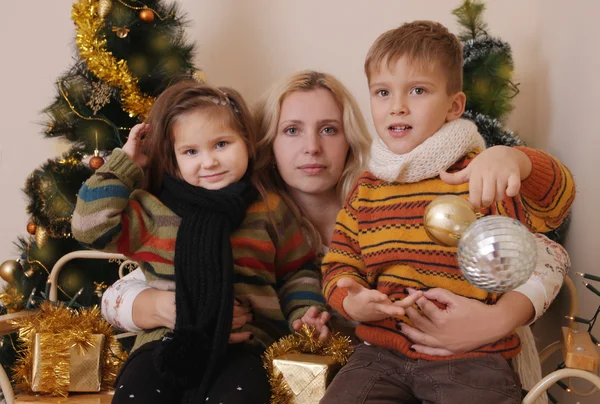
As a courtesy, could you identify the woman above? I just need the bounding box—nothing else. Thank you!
[103,70,568,391]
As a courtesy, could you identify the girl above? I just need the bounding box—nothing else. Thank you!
[72,80,329,404]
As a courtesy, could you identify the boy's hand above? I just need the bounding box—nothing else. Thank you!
[122,123,150,169]
[337,278,422,322]
[440,146,532,210]
[292,306,331,341]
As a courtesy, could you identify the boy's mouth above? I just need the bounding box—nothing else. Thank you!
[388,125,412,137]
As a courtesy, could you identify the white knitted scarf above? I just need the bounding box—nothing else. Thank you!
[368,119,486,183]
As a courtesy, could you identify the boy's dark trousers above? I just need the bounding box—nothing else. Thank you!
[112,340,271,404]
[321,343,522,404]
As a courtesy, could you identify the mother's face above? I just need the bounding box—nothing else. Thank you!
[273,88,350,197]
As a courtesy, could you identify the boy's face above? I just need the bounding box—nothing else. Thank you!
[368,56,465,155]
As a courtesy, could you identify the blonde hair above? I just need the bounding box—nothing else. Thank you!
[364,20,463,94]
[254,70,371,248]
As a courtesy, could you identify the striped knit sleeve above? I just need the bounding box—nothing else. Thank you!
[512,146,575,231]
[321,179,369,319]
[271,198,326,326]
[72,149,170,257]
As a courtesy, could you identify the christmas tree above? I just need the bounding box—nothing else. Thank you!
[0,0,197,375]
[453,0,569,243]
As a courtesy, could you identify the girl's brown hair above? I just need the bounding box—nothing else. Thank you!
[141,79,266,200]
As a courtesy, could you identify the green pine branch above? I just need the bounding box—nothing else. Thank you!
[452,0,488,41]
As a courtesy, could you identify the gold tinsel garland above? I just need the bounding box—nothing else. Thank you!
[0,286,25,314]
[11,301,127,397]
[262,325,354,404]
[72,0,154,119]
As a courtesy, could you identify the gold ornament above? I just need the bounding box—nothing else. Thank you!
[11,302,127,396]
[35,226,50,249]
[27,221,38,235]
[112,26,130,39]
[0,260,24,283]
[263,325,353,404]
[423,195,477,247]
[139,7,155,23]
[87,80,113,114]
[72,0,154,118]
[98,0,112,18]
[192,69,206,83]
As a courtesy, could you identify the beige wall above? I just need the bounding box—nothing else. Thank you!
[1,2,598,400]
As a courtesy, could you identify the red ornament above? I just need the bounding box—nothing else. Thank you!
[139,7,155,23]
[27,222,37,235]
[89,156,105,171]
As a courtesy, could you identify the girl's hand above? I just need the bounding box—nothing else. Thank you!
[122,123,150,169]
[292,306,331,341]
[229,299,253,344]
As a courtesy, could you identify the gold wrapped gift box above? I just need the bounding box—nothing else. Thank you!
[272,353,341,404]
[31,333,105,393]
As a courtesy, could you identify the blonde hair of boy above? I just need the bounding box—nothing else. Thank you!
[254,70,372,249]
[364,20,463,94]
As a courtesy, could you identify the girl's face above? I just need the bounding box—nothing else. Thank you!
[173,110,248,190]
[273,89,350,197]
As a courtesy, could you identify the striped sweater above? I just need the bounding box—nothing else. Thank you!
[72,149,325,351]
[322,147,575,361]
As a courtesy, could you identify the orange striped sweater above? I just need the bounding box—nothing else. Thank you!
[322,147,575,361]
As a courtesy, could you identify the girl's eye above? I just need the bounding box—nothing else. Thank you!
[322,126,337,135]
[376,89,389,97]
[216,141,228,149]
[411,87,425,95]
[284,127,298,135]
[185,149,197,156]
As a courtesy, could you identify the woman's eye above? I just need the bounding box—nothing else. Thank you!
[216,141,228,149]
[285,127,298,135]
[411,87,425,95]
[322,126,337,135]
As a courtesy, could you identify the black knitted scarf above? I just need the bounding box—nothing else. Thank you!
[154,172,258,402]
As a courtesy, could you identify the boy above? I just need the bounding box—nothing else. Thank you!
[321,21,575,403]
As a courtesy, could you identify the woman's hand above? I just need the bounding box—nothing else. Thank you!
[229,300,253,344]
[400,288,534,356]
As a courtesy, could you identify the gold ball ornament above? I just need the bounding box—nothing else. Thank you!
[139,7,155,23]
[27,222,37,235]
[423,195,477,247]
[0,260,24,284]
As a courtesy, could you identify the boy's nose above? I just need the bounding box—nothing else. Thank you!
[390,97,408,115]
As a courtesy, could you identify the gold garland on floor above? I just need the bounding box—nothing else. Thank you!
[11,302,127,397]
[0,286,24,314]
[262,325,354,404]
[72,0,154,119]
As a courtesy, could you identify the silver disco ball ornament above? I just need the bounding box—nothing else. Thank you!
[457,215,537,293]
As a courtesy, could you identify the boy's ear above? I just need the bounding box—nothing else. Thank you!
[446,91,466,122]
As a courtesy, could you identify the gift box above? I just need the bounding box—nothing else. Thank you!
[31,333,105,393]
[272,353,341,404]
